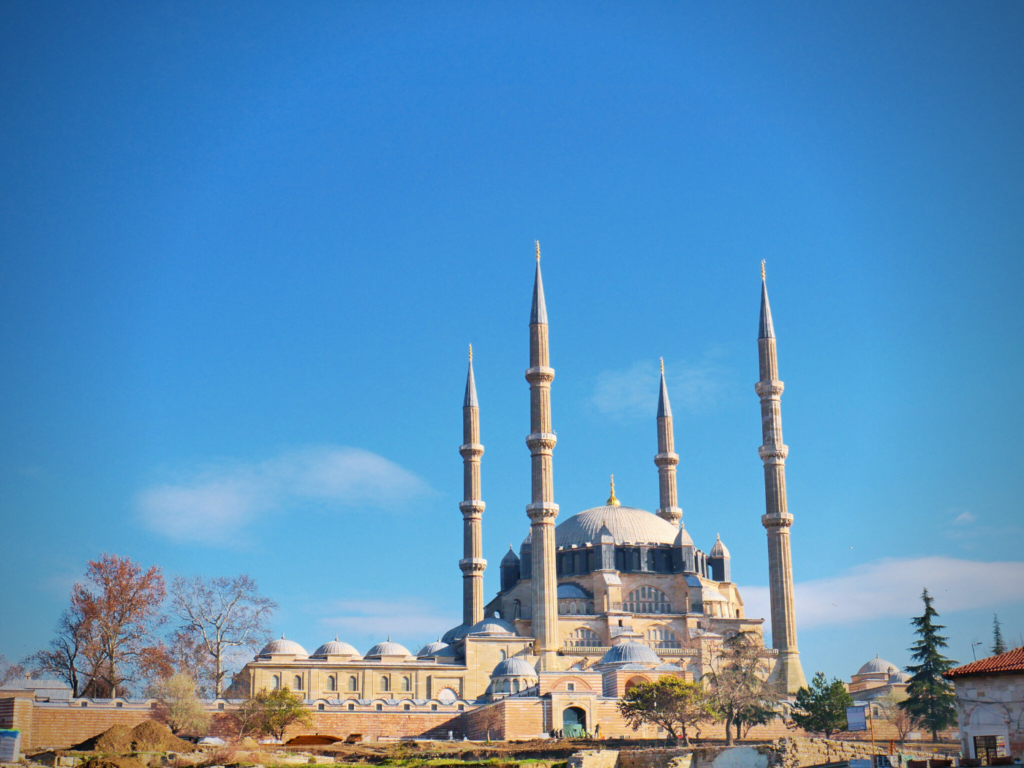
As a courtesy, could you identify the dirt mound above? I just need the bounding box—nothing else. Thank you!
[129,721,193,753]
[84,725,134,754]
[82,757,146,768]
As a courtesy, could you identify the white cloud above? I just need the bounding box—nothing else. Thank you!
[953,510,977,525]
[321,599,457,642]
[136,446,433,544]
[741,556,1024,629]
[589,355,726,420]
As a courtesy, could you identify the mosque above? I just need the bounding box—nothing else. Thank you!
[234,248,808,738]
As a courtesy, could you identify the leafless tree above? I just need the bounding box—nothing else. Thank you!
[170,575,277,696]
[0,655,26,687]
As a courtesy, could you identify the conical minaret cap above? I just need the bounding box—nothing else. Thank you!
[657,358,672,418]
[530,242,548,325]
[464,346,478,408]
[759,262,775,340]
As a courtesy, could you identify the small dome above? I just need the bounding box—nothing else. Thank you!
[709,534,730,558]
[702,586,729,602]
[416,641,451,657]
[469,617,517,636]
[857,656,899,676]
[501,547,520,565]
[442,623,471,644]
[258,636,309,659]
[311,639,360,658]
[522,529,532,546]
[674,525,694,547]
[557,583,591,599]
[365,639,412,658]
[491,658,537,678]
[888,670,911,684]
[599,641,661,666]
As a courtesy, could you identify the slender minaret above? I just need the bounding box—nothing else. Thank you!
[525,242,560,670]
[459,345,486,627]
[655,357,683,525]
[756,262,807,694]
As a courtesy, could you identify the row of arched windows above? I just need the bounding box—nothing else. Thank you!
[563,627,602,647]
[270,674,412,692]
[557,600,595,615]
[646,626,682,649]
[623,586,672,614]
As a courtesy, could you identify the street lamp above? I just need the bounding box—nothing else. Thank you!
[972,641,983,661]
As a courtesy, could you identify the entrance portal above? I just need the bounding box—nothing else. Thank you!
[563,706,587,737]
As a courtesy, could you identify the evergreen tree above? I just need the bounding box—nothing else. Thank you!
[900,588,957,742]
[992,614,1006,656]
[791,671,853,738]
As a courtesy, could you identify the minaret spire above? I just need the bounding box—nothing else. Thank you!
[655,358,683,525]
[525,241,559,670]
[459,345,486,627]
[755,263,807,693]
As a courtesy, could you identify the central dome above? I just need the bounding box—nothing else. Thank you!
[556,505,679,548]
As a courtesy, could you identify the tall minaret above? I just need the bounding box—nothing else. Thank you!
[525,242,560,670]
[459,345,486,627]
[655,357,683,525]
[756,262,807,694]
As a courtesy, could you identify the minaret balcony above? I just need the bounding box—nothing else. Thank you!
[459,443,485,459]
[526,501,559,522]
[757,445,789,464]
[524,366,555,384]
[761,512,794,529]
[755,381,785,398]
[654,452,679,467]
[459,500,486,516]
[525,432,557,452]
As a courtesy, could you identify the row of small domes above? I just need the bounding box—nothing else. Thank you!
[258,636,456,660]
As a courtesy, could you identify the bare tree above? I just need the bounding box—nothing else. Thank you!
[170,575,277,697]
[25,606,110,697]
[0,655,26,687]
[707,631,782,745]
[876,689,923,744]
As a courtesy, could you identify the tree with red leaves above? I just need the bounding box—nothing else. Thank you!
[71,554,168,697]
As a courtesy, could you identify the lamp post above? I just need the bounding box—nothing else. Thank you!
[972,641,982,661]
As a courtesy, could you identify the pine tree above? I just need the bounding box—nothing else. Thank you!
[992,614,1006,656]
[900,588,957,742]
[791,671,853,738]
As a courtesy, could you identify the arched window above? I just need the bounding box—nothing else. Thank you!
[293,675,303,690]
[513,680,520,694]
[402,676,411,692]
[625,586,672,614]
[499,649,507,661]
[646,626,682,649]
[569,602,578,614]
[564,627,602,647]
[502,680,511,693]
[348,676,358,692]
[512,599,521,619]
[327,676,337,692]
[272,675,280,690]
[380,676,390,692]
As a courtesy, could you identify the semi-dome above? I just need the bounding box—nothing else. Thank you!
[556,505,681,548]
[469,617,517,636]
[417,640,451,657]
[709,534,730,558]
[491,658,537,678]
[888,670,911,684]
[442,623,471,644]
[311,638,360,658]
[258,636,309,659]
[702,586,729,602]
[857,656,898,676]
[599,641,661,666]
[365,639,412,658]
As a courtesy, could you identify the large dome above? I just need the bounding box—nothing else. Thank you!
[556,505,680,547]
[857,656,898,676]
[311,639,360,658]
[258,637,309,659]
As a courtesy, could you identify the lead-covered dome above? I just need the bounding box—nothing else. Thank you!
[311,639,360,658]
[258,636,309,659]
[857,656,898,676]
[417,641,451,657]
[556,505,680,548]
[492,658,537,678]
[469,617,517,636]
[888,670,911,684]
[599,641,661,666]
[365,640,412,658]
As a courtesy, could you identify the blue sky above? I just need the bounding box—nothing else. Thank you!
[2,1,1023,685]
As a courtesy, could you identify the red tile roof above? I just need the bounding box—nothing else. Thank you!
[944,647,1024,679]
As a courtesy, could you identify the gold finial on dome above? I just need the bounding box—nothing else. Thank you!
[761,259,766,280]
[607,474,621,507]
[535,240,541,262]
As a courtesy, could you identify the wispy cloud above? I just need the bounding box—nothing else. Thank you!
[136,446,433,544]
[741,557,1024,629]
[589,354,727,420]
[952,510,976,525]
[321,599,458,643]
